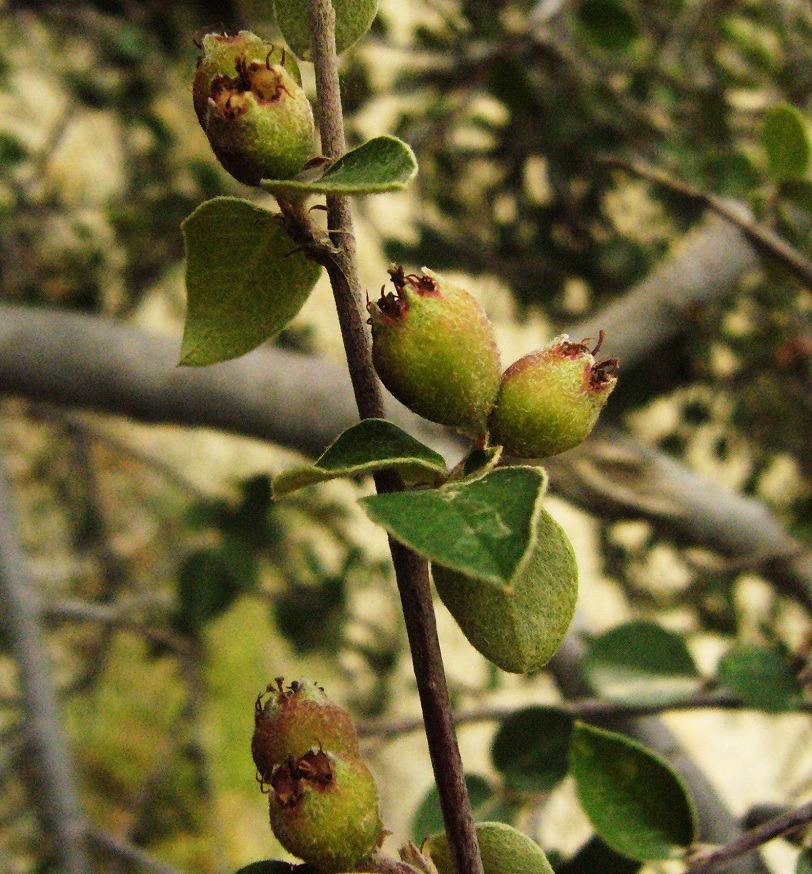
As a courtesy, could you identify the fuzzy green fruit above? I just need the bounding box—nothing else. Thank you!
[268,749,383,872]
[432,508,578,673]
[252,678,360,789]
[368,266,501,438]
[193,31,316,185]
[426,822,555,874]
[489,333,617,458]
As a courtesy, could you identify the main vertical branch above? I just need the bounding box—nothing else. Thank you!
[307,3,483,873]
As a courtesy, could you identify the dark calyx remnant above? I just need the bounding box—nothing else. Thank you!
[270,748,335,808]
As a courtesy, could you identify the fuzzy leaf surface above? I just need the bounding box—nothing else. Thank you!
[361,466,548,589]
[427,822,555,874]
[262,136,417,195]
[584,621,702,705]
[570,722,696,861]
[273,0,377,60]
[432,508,577,672]
[181,198,320,366]
[272,419,448,497]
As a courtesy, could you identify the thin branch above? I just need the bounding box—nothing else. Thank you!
[688,798,812,874]
[86,827,187,874]
[0,454,90,874]
[44,598,191,654]
[307,4,483,873]
[357,690,812,740]
[601,157,812,292]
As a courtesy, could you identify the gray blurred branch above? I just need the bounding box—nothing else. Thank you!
[0,457,89,874]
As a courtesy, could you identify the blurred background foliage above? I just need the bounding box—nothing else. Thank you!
[2,0,812,872]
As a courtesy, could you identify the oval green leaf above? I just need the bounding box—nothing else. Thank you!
[716,643,803,713]
[432,509,577,673]
[274,0,377,61]
[491,706,573,792]
[427,822,555,874]
[361,466,548,589]
[272,419,448,497]
[412,774,498,842]
[262,136,417,195]
[181,198,321,366]
[570,722,696,861]
[583,621,702,706]
[797,848,812,874]
[761,103,812,180]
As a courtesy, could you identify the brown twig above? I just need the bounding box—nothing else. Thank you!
[687,798,812,874]
[600,157,812,292]
[306,3,483,873]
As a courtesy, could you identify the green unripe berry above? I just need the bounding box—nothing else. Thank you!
[489,333,617,458]
[426,822,555,874]
[268,748,383,872]
[251,678,360,789]
[193,31,316,185]
[432,508,578,673]
[368,266,502,438]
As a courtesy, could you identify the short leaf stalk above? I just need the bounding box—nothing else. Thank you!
[306,1,484,872]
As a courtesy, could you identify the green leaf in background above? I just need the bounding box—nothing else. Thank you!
[180,197,321,366]
[556,836,642,874]
[491,706,573,792]
[412,774,498,842]
[174,541,256,634]
[716,643,803,713]
[577,0,640,52]
[262,136,417,195]
[570,722,696,861]
[427,822,555,874]
[780,178,812,215]
[761,103,812,180]
[272,419,448,497]
[583,620,702,705]
[797,847,812,874]
[432,508,577,673]
[273,0,378,61]
[361,466,548,589]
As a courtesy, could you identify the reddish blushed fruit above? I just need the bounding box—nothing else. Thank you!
[268,748,383,872]
[368,266,502,438]
[193,31,316,184]
[251,678,360,789]
[489,332,617,458]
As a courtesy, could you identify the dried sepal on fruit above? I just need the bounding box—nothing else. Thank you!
[489,332,617,458]
[252,678,360,790]
[193,30,316,185]
[368,266,502,438]
[267,748,383,872]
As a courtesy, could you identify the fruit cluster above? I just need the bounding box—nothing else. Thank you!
[368,266,618,454]
[251,678,383,872]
